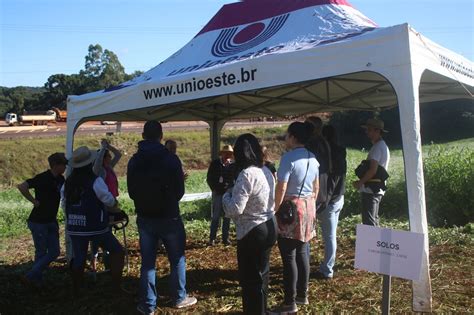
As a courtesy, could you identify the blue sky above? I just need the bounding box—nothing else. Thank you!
[1,0,473,87]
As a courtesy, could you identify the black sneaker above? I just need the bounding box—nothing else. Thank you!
[136,304,154,315]
[313,270,332,280]
[267,303,298,314]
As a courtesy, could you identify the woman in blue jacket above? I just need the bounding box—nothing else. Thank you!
[63,146,124,295]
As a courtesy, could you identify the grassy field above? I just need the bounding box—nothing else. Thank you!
[0,128,473,313]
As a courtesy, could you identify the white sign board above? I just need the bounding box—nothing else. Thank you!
[354,224,424,281]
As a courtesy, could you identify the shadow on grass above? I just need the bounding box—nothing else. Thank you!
[0,261,141,314]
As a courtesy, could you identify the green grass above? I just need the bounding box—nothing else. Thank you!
[2,136,473,238]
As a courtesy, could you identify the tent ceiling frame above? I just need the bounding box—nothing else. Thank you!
[232,94,285,118]
[330,80,381,109]
[139,73,398,122]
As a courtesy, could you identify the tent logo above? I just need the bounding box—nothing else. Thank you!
[211,14,289,57]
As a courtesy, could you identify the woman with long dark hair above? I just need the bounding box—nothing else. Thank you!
[274,122,319,312]
[62,146,124,295]
[222,133,277,314]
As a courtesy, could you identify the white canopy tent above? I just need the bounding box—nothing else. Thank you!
[67,0,473,311]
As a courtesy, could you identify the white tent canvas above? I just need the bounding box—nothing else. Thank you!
[67,0,473,311]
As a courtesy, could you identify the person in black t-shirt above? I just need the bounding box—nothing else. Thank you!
[17,152,68,287]
[206,145,235,246]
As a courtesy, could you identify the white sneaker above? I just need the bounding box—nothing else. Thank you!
[174,296,197,309]
[295,296,309,305]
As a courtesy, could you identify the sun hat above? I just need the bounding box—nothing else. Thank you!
[220,144,234,154]
[361,118,388,133]
[69,146,98,168]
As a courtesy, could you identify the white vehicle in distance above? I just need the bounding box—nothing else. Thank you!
[100,121,118,125]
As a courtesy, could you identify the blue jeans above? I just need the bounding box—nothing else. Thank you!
[27,221,60,284]
[70,231,123,269]
[209,193,230,243]
[318,196,344,278]
[137,216,187,313]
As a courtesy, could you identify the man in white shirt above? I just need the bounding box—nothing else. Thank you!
[353,118,390,226]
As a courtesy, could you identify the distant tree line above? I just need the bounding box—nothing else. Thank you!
[0,44,142,115]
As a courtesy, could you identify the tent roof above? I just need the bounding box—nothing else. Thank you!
[67,0,473,124]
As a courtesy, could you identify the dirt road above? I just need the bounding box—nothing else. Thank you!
[0,120,286,139]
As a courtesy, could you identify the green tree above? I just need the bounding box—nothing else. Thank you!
[10,94,24,113]
[100,49,126,88]
[84,44,104,78]
[83,44,128,90]
[43,74,87,108]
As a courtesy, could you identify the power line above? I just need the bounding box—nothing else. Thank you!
[1,23,200,35]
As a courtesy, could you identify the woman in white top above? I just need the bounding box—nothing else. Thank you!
[222,133,276,315]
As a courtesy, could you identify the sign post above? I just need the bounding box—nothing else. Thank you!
[355,224,424,314]
[382,275,391,315]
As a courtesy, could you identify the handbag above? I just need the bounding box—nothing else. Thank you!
[276,151,310,225]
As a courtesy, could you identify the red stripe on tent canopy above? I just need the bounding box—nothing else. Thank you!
[197,0,352,36]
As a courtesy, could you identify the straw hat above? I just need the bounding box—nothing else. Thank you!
[69,146,97,168]
[361,118,388,133]
[220,144,234,154]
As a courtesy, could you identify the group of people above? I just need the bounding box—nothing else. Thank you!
[18,116,390,314]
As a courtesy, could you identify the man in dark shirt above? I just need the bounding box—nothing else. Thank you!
[206,145,235,246]
[127,121,197,312]
[18,152,67,286]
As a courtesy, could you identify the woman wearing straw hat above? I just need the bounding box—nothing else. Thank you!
[62,146,124,295]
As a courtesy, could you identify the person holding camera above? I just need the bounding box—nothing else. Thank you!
[91,138,123,271]
[274,122,319,313]
[222,133,276,314]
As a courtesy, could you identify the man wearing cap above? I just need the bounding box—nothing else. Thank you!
[353,118,390,226]
[18,152,68,287]
[127,121,197,313]
[206,144,235,246]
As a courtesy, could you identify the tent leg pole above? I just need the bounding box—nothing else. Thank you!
[209,120,225,160]
[391,65,432,312]
[65,119,78,263]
